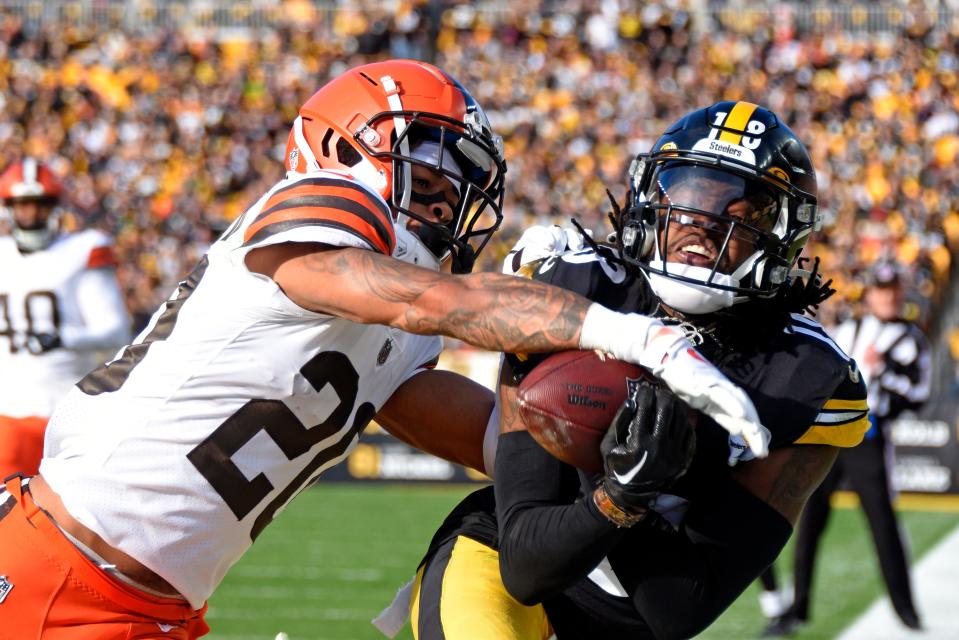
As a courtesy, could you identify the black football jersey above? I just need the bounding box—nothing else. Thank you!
[513,249,868,637]
[509,249,869,455]
[419,249,868,639]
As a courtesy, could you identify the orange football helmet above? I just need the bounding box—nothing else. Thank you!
[0,158,63,203]
[285,59,506,272]
[0,158,64,251]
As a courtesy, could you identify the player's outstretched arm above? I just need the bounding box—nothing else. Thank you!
[248,242,588,353]
[246,242,768,455]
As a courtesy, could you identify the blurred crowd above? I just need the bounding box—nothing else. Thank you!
[1,0,957,334]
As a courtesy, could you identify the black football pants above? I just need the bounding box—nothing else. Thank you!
[790,431,918,623]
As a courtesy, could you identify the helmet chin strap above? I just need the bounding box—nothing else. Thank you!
[393,224,440,271]
[645,260,736,315]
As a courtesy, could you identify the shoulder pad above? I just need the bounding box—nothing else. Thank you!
[781,315,869,447]
[241,172,395,255]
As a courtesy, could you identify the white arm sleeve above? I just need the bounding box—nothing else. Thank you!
[60,268,131,351]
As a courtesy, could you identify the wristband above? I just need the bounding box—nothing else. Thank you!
[592,485,646,528]
[579,304,672,368]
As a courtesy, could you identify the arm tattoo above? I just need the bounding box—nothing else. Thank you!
[498,360,527,434]
[761,445,838,525]
[305,248,592,354]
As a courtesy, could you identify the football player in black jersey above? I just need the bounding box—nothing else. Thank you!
[396,102,871,640]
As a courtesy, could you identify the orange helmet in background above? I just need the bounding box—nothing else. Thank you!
[285,59,507,273]
[0,158,63,203]
[0,158,64,251]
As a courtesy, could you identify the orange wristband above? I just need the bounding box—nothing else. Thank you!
[592,485,646,528]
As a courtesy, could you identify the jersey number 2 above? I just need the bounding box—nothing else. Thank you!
[187,350,375,540]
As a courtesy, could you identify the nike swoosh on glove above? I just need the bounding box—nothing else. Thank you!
[640,325,771,459]
[601,383,696,514]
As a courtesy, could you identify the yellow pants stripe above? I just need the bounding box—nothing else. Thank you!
[411,535,551,640]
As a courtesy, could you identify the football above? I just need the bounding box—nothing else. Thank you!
[517,350,655,472]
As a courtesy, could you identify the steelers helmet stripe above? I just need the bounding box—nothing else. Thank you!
[717,101,759,144]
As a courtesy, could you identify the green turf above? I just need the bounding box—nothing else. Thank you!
[205,484,959,640]
[700,507,959,640]
[206,484,476,640]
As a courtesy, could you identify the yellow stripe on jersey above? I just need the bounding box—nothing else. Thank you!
[718,101,759,144]
[796,398,870,447]
[795,413,870,447]
[821,398,868,412]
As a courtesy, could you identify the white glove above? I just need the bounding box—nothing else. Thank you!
[503,224,590,275]
[643,326,770,459]
[580,306,770,459]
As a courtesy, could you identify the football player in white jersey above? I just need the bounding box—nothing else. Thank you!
[0,158,130,479]
[0,60,767,638]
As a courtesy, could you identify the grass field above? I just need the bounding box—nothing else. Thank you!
[205,484,959,640]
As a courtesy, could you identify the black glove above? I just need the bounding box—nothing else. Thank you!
[600,383,696,515]
[25,331,62,354]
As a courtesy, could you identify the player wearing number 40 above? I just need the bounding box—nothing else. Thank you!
[0,158,130,479]
[0,60,764,639]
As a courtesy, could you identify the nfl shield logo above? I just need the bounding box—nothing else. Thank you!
[0,575,13,604]
[288,148,299,171]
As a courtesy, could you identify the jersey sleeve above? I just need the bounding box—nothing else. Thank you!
[744,315,869,450]
[395,335,443,387]
[72,229,118,270]
[783,316,870,448]
[794,361,870,447]
[86,244,118,269]
[241,174,396,255]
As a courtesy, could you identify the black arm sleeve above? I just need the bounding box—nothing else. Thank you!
[611,475,792,640]
[494,431,625,605]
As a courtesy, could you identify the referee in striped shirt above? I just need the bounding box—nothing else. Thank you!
[769,261,931,635]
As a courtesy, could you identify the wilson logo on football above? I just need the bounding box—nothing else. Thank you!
[566,393,607,410]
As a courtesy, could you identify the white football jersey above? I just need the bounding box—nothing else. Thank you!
[41,170,442,608]
[0,230,127,417]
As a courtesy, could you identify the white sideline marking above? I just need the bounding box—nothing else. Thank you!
[837,524,959,639]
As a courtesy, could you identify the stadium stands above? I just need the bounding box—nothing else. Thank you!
[0,1,955,344]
